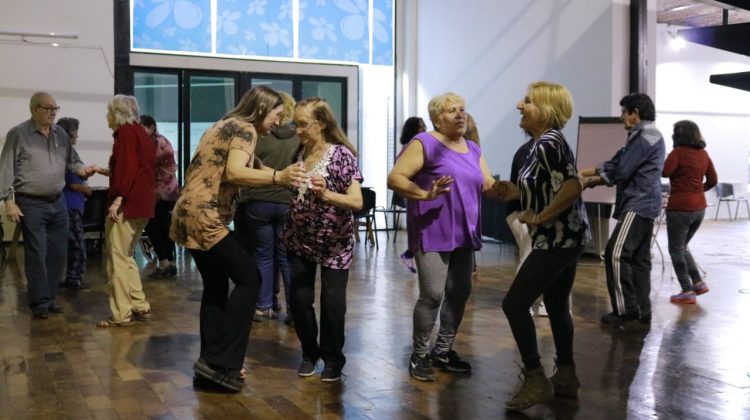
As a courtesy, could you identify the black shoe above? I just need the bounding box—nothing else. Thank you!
[65,282,90,290]
[48,303,64,314]
[600,311,636,326]
[298,359,317,377]
[32,309,49,319]
[163,265,177,277]
[431,350,472,372]
[320,366,342,383]
[272,302,282,313]
[193,359,243,392]
[409,353,436,381]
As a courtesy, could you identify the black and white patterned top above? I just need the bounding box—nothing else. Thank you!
[517,129,589,250]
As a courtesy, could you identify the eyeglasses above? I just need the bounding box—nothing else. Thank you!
[38,106,60,112]
[293,119,318,130]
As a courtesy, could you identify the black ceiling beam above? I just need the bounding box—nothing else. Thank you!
[713,0,750,12]
[678,22,750,56]
[710,71,750,92]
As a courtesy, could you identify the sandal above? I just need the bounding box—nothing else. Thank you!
[96,316,135,327]
[133,308,152,321]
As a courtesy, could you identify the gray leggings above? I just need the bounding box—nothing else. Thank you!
[412,248,474,356]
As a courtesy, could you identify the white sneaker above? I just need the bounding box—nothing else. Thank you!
[537,303,548,317]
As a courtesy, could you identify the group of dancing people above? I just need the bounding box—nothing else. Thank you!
[0,81,717,412]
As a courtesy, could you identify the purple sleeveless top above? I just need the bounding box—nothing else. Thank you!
[406,132,483,252]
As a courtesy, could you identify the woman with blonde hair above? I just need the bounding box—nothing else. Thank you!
[388,92,502,382]
[495,82,589,411]
[171,86,306,392]
[283,97,362,383]
[235,91,301,325]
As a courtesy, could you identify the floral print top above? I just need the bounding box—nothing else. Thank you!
[283,144,363,269]
[152,132,180,202]
[517,129,589,250]
[170,117,255,251]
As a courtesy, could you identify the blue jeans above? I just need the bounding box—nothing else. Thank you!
[16,194,68,310]
[666,209,705,291]
[243,201,291,311]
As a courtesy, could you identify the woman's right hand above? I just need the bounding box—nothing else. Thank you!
[424,175,453,200]
[278,162,308,187]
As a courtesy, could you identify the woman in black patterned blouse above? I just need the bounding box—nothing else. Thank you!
[493,81,589,412]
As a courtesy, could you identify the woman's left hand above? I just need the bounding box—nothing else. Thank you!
[519,209,542,226]
[310,175,328,201]
[108,198,122,221]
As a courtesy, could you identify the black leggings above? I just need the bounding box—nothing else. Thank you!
[502,247,582,369]
[190,232,260,370]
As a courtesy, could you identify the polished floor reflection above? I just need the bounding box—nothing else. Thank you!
[1,219,749,419]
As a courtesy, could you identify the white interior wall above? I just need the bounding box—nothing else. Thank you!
[411,0,633,179]
[655,23,750,214]
[0,0,115,187]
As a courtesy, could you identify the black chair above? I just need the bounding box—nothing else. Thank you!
[82,188,109,254]
[374,192,407,242]
[714,182,749,221]
[353,187,378,248]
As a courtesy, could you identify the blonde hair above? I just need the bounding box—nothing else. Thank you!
[527,81,573,130]
[224,86,283,125]
[107,94,141,126]
[427,92,465,129]
[279,91,296,126]
[465,113,480,144]
[297,97,357,155]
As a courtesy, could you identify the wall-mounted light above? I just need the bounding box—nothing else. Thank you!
[668,26,686,51]
[0,30,78,40]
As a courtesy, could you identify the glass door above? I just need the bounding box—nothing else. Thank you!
[134,70,181,175]
[185,74,237,167]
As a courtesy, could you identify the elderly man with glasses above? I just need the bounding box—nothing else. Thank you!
[0,91,96,319]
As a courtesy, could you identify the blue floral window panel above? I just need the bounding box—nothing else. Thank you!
[216,0,293,57]
[299,0,369,63]
[371,0,393,65]
[133,0,212,53]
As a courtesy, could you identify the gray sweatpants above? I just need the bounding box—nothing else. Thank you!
[412,247,474,356]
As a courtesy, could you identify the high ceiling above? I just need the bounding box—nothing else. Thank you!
[657,0,750,27]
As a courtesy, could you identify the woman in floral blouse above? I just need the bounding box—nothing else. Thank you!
[283,97,362,383]
[170,86,305,392]
[495,82,589,411]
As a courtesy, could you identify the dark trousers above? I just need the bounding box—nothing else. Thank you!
[17,194,68,310]
[242,201,291,311]
[289,252,349,369]
[144,200,176,262]
[189,233,260,370]
[66,208,87,284]
[666,209,705,291]
[604,211,654,319]
[502,247,582,369]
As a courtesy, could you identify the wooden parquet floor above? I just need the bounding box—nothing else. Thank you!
[1,219,750,419]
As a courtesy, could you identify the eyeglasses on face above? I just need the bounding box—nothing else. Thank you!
[293,119,318,130]
[38,106,61,112]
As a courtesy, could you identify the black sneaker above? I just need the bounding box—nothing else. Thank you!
[600,312,624,326]
[409,353,435,381]
[297,359,316,377]
[431,350,472,372]
[320,366,342,383]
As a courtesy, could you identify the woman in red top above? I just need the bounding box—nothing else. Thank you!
[663,120,717,304]
[96,95,157,326]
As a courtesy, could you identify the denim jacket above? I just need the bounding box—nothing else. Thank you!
[597,121,665,220]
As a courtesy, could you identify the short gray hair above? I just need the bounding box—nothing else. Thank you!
[29,91,53,112]
[107,94,141,126]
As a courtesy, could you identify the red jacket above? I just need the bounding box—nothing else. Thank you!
[108,123,156,219]
[663,146,717,211]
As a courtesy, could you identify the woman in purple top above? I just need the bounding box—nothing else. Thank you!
[283,97,362,383]
[388,92,502,382]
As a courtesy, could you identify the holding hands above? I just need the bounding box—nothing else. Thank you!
[277,162,308,187]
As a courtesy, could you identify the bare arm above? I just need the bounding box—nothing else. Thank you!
[387,140,452,200]
[224,148,306,187]
[311,176,363,211]
[519,177,582,226]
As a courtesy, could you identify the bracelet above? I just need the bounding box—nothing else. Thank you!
[272,170,277,185]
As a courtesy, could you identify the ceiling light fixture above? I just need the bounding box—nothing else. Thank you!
[668,26,686,51]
